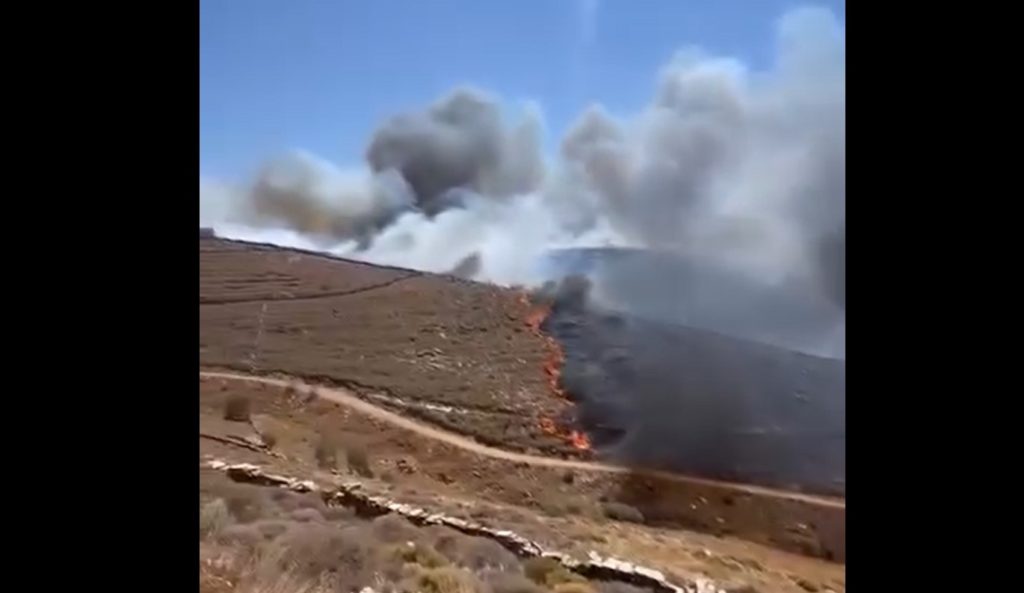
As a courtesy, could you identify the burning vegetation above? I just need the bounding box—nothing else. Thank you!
[520,292,592,453]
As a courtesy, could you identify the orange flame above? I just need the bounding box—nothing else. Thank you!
[526,307,548,333]
[520,293,592,453]
[569,430,592,450]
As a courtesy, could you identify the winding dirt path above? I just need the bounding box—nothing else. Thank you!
[200,369,845,510]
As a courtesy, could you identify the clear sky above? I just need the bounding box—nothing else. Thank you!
[200,0,844,180]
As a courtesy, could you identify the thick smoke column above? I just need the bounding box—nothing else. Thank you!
[200,6,844,354]
[366,87,546,214]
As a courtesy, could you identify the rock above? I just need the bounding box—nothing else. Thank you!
[395,457,418,475]
[203,458,720,593]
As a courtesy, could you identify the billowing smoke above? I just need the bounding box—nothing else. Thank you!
[201,6,844,357]
[366,87,546,213]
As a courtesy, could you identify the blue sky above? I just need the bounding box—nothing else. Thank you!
[200,0,844,180]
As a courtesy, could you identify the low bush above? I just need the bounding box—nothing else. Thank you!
[224,394,252,422]
[600,502,645,524]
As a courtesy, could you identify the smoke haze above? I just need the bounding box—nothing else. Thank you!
[200,6,845,358]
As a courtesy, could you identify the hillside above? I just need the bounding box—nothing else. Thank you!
[199,236,846,593]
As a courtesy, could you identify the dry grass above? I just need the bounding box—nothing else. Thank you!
[523,557,586,588]
[372,514,424,544]
[198,475,635,593]
[387,541,451,569]
[222,484,277,523]
[224,394,252,422]
[402,566,488,593]
[199,239,578,456]
[346,444,373,478]
[235,570,334,593]
[488,573,548,593]
[200,498,232,538]
[553,583,597,593]
[432,531,520,571]
[601,502,645,524]
[314,434,338,470]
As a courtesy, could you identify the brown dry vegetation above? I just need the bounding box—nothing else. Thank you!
[199,237,845,593]
[199,375,844,593]
[201,239,582,457]
[200,472,639,593]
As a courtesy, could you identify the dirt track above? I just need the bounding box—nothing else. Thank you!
[200,237,845,562]
[200,369,844,510]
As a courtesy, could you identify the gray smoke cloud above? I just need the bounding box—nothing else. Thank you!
[200,5,844,356]
[366,87,545,214]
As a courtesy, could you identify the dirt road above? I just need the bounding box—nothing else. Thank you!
[200,370,845,510]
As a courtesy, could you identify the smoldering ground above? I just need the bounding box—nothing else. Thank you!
[538,275,845,496]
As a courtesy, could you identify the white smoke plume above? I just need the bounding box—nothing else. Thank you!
[201,6,844,353]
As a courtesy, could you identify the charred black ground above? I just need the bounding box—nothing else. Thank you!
[540,275,846,497]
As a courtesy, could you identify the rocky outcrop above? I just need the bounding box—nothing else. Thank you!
[204,459,728,593]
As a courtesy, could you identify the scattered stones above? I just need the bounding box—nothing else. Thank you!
[203,458,731,593]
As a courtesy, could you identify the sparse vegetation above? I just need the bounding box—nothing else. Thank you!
[216,524,264,551]
[196,475,633,593]
[388,542,450,569]
[222,483,278,523]
[269,522,372,586]
[594,583,652,593]
[434,534,519,571]
[403,566,487,593]
[539,500,567,517]
[314,434,338,469]
[601,502,645,524]
[523,557,585,587]
[488,573,548,593]
[289,508,326,523]
[346,443,373,477]
[553,583,597,593]
[200,241,845,591]
[372,514,423,544]
[200,498,231,538]
[224,394,252,422]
